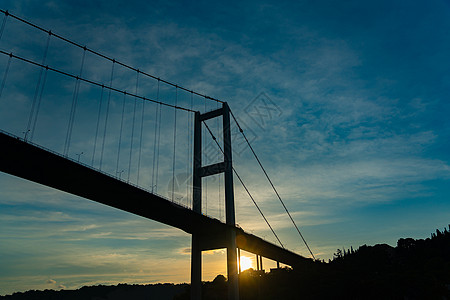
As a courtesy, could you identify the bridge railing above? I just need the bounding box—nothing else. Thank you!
[0,10,241,225]
[0,10,317,258]
[0,10,210,211]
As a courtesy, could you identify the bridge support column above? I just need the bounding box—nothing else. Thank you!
[227,230,239,300]
[191,234,202,300]
[191,103,239,300]
[191,111,202,300]
[223,103,239,300]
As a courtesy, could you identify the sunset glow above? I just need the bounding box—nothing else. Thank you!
[2,0,450,296]
[239,256,253,271]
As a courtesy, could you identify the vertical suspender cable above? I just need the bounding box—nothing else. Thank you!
[0,10,225,108]
[202,121,284,248]
[26,32,51,142]
[0,10,8,42]
[137,72,144,186]
[204,96,207,214]
[151,79,160,193]
[0,53,11,100]
[116,91,126,176]
[171,87,178,202]
[230,110,316,259]
[186,92,193,207]
[217,100,222,221]
[91,85,104,166]
[155,102,162,193]
[30,67,48,141]
[127,70,139,182]
[64,47,86,155]
[0,12,9,101]
[100,60,115,170]
[185,105,189,206]
[190,92,194,208]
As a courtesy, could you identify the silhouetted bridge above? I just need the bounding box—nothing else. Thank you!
[0,9,314,300]
[0,131,308,266]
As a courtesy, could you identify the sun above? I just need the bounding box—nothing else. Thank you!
[239,256,253,271]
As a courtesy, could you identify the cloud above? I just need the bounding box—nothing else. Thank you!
[2,1,450,294]
[178,247,190,255]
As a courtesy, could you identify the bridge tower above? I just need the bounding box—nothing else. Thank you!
[191,102,239,300]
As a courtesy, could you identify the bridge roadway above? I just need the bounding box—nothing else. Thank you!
[0,131,311,268]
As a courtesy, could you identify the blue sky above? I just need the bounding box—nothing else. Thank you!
[1,0,450,295]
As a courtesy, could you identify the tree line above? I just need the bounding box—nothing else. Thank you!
[3,226,450,299]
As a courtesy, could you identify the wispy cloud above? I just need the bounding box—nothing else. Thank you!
[1,0,450,294]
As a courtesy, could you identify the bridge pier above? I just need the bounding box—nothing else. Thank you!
[191,233,202,300]
[0,125,310,300]
[191,103,239,300]
[227,230,239,300]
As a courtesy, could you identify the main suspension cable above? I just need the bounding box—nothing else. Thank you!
[229,110,316,259]
[0,51,196,113]
[0,8,314,257]
[202,120,285,249]
[0,9,223,105]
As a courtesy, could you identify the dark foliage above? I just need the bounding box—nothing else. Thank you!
[3,226,450,299]
[0,283,188,300]
[178,226,450,299]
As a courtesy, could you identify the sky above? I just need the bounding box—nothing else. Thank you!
[1,0,450,295]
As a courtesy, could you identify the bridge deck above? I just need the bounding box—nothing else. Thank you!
[0,131,311,268]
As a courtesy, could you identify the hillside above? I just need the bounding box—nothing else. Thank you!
[0,283,188,300]
[179,226,450,299]
[2,226,450,299]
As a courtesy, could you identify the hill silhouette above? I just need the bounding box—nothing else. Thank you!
[0,283,188,300]
[222,225,450,299]
[2,226,450,299]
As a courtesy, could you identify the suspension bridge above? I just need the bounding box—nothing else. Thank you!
[0,10,315,300]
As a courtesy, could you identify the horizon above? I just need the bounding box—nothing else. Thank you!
[1,0,450,296]
[2,227,448,297]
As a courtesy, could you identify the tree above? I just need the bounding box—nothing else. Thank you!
[397,238,415,250]
[334,249,343,259]
[212,274,227,285]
